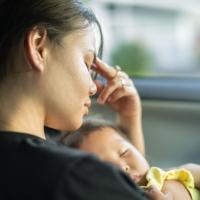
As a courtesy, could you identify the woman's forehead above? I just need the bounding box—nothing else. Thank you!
[64,27,97,53]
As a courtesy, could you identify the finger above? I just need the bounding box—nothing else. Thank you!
[107,87,135,104]
[97,79,122,104]
[93,57,117,80]
[120,78,134,87]
[117,71,129,79]
[94,80,105,95]
[97,76,135,104]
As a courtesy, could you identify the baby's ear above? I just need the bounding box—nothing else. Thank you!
[25,26,48,72]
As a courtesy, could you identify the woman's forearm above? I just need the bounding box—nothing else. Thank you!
[116,104,145,155]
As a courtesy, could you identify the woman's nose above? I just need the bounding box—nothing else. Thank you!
[89,81,97,96]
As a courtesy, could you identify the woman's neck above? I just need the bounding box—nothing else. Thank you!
[0,114,46,139]
[0,81,46,139]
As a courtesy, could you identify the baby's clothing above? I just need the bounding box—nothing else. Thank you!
[144,167,200,200]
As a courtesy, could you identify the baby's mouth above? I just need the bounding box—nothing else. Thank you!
[128,173,142,183]
[129,173,147,186]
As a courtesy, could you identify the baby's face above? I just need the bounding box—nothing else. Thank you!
[79,127,149,183]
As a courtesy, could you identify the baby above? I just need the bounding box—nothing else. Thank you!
[59,119,149,184]
[59,118,200,200]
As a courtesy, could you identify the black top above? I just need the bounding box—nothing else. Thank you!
[0,131,148,200]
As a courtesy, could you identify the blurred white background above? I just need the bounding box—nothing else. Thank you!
[87,0,200,76]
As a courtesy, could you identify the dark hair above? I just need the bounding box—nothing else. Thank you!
[0,0,103,79]
[59,118,125,148]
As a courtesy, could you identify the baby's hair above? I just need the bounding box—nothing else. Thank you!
[59,118,126,148]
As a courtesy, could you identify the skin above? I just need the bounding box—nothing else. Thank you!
[80,126,149,183]
[146,185,173,200]
[162,180,191,200]
[43,28,98,131]
[79,128,192,200]
[0,26,97,139]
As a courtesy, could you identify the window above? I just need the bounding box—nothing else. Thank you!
[88,0,200,77]
[87,0,200,168]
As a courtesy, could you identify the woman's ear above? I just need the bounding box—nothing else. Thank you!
[25,26,48,72]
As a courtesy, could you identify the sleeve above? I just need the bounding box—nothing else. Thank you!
[55,155,148,200]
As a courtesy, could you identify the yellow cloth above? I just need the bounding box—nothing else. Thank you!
[144,167,200,200]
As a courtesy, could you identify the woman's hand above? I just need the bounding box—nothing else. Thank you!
[93,58,141,118]
[93,58,145,155]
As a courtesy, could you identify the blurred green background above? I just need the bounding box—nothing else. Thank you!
[110,41,153,76]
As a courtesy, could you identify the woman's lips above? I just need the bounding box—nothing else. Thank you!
[84,100,91,108]
[84,100,91,115]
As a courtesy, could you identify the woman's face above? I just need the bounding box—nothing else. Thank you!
[43,27,97,131]
[79,127,149,183]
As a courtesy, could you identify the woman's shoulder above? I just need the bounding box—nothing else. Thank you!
[0,131,94,168]
[0,131,148,200]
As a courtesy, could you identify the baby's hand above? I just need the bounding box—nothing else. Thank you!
[146,185,173,200]
[181,163,200,189]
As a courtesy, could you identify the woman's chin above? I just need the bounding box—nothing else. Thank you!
[66,118,83,131]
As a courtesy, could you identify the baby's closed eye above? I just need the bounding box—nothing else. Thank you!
[119,148,130,157]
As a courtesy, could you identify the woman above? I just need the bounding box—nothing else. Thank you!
[0,0,170,199]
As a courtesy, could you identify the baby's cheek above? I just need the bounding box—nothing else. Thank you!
[138,159,149,176]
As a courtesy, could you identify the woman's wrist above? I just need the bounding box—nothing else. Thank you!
[116,112,145,155]
[117,112,142,134]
